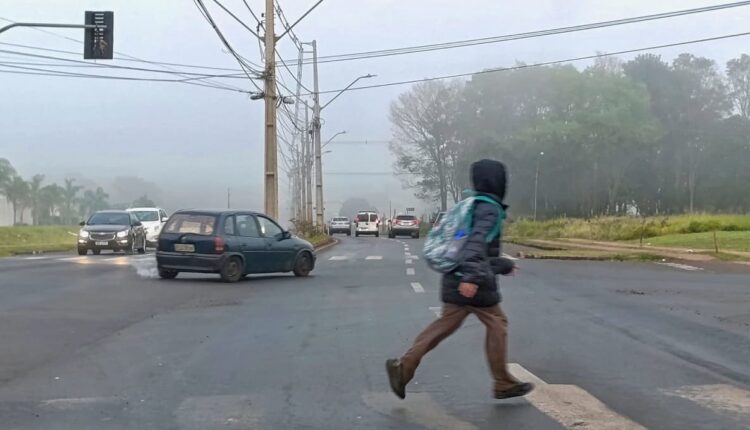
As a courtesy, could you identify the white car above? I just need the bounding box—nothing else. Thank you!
[355,211,380,237]
[127,207,168,247]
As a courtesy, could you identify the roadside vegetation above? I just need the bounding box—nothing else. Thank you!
[0,225,78,257]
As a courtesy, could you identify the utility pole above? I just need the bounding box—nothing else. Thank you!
[263,0,278,220]
[534,151,544,221]
[305,103,314,224]
[227,188,231,209]
[311,40,325,229]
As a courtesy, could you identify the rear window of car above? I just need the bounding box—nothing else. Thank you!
[333,217,348,222]
[370,214,378,222]
[396,215,416,220]
[163,214,216,235]
[357,214,369,222]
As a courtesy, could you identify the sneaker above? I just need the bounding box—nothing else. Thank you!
[385,358,406,399]
[494,382,535,400]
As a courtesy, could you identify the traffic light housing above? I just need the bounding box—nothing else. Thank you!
[83,11,113,60]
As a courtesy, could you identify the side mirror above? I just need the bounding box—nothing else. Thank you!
[161,217,168,223]
[278,231,292,241]
[79,221,86,226]
[134,221,142,227]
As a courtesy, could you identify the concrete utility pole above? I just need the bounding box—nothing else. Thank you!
[263,0,279,220]
[305,103,314,224]
[311,40,325,229]
[534,151,544,221]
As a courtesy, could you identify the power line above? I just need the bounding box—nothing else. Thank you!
[211,0,261,39]
[281,0,750,65]
[312,30,750,95]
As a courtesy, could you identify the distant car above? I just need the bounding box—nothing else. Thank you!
[156,210,316,282]
[329,216,351,235]
[389,214,420,239]
[78,210,147,255]
[127,207,168,247]
[355,211,380,237]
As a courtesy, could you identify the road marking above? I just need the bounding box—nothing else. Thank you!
[508,364,646,430]
[657,262,704,271]
[411,282,424,293]
[363,392,476,430]
[39,396,122,410]
[406,268,415,275]
[406,259,413,265]
[329,256,348,261]
[405,252,412,257]
[663,384,750,423]
[59,257,87,262]
[24,256,49,260]
[176,395,260,430]
[428,306,442,317]
[366,255,383,260]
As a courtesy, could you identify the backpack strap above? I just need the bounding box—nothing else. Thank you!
[471,196,505,242]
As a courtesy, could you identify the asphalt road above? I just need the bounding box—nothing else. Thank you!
[0,237,748,429]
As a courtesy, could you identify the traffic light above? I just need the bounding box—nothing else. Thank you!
[83,11,113,60]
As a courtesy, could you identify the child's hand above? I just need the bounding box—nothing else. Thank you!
[458,282,478,298]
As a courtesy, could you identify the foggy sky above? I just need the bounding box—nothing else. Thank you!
[2,0,749,221]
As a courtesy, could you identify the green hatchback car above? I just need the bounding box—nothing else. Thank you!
[156,210,315,282]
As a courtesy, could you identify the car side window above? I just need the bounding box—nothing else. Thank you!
[224,216,236,235]
[236,215,260,237]
[258,216,283,238]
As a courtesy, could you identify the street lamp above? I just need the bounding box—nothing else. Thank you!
[321,74,376,111]
[534,151,545,221]
[323,131,346,148]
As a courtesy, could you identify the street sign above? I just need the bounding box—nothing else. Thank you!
[83,11,113,60]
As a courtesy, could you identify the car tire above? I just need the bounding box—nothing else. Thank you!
[92,249,101,255]
[293,252,313,277]
[77,248,87,256]
[158,269,178,279]
[375,232,380,238]
[138,236,146,254]
[220,257,243,283]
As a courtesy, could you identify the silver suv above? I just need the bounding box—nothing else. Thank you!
[328,216,352,236]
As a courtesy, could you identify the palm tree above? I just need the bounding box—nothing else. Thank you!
[27,174,45,225]
[2,176,30,225]
[80,187,110,217]
[0,158,15,188]
[39,184,65,225]
[62,178,83,225]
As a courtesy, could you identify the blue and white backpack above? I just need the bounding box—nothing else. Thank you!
[423,195,504,274]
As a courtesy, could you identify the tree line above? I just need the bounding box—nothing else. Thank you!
[389,53,750,218]
[0,158,156,226]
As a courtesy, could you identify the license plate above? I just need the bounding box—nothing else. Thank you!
[95,241,108,246]
[174,244,195,252]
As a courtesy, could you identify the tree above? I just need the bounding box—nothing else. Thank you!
[390,80,464,210]
[81,187,110,216]
[726,54,750,119]
[132,194,156,207]
[0,158,15,189]
[27,174,45,225]
[2,176,30,225]
[62,178,83,224]
[339,198,376,220]
[39,184,65,225]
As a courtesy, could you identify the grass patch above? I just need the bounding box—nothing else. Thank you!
[632,231,750,252]
[507,214,750,242]
[0,225,79,257]
[300,232,334,248]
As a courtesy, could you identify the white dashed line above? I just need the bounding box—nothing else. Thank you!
[24,256,49,260]
[411,282,424,293]
[405,259,413,265]
[428,306,442,317]
[657,262,703,271]
[366,256,383,260]
[329,256,348,261]
[406,268,415,276]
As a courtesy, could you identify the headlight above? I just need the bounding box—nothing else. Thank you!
[116,230,129,238]
[79,230,89,238]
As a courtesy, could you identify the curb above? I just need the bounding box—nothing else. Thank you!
[314,238,339,254]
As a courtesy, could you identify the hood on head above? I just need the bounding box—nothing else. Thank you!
[471,159,507,202]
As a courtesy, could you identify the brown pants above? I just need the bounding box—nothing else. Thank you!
[400,303,519,392]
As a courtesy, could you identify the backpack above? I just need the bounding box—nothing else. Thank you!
[423,196,504,274]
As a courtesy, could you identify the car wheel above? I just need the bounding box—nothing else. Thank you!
[375,232,380,238]
[158,269,178,279]
[220,257,243,283]
[92,249,101,255]
[138,236,146,254]
[293,252,313,277]
[77,248,87,256]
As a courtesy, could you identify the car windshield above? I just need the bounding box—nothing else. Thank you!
[163,214,216,235]
[131,210,159,222]
[87,213,130,226]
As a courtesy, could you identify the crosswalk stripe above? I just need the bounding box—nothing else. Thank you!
[663,384,750,423]
[363,392,476,430]
[428,306,442,317]
[509,364,646,430]
[366,256,383,260]
[411,282,424,293]
[406,268,415,276]
[502,253,519,261]
[405,259,413,265]
[24,256,49,260]
[329,256,348,261]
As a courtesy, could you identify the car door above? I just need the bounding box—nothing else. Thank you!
[257,215,294,272]
[130,212,144,244]
[235,214,267,273]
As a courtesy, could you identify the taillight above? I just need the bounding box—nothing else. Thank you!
[214,236,225,254]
